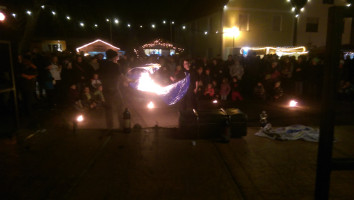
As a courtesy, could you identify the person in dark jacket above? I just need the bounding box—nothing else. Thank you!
[99,49,122,130]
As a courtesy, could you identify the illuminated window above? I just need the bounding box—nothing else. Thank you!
[306,17,319,32]
[272,15,282,31]
[239,14,249,31]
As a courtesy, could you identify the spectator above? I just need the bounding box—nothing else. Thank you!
[230,77,243,101]
[81,86,96,110]
[272,81,284,101]
[91,73,102,90]
[219,77,231,101]
[254,82,266,100]
[204,83,215,99]
[293,56,305,96]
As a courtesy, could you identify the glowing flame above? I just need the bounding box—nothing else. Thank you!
[289,100,298,107]
[76,115,84,122]
[136,71,174,95]
[147,101,155,109]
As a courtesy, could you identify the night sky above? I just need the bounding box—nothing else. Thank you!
[1,0,227,50]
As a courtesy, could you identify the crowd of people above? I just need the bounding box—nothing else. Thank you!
[17,48,354,119]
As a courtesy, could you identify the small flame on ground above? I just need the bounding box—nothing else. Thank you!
[147,101,155,109]
[76,115,84,122]
[212,99,218,104]
[289,100,298,107]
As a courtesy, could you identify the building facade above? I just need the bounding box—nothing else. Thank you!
[176,0,353,60]
[295,0,352,49]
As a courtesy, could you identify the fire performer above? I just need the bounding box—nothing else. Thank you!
[180,59,198,111]
[99,49,123,130]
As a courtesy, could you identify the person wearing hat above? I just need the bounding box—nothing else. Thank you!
[99,49,122,130]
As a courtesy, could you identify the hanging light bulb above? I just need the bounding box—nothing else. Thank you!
[41,5,45,9]
[152,24,156,28]
[171,21,175,24]
[182,25,186,29]
[163,20,166,24]
[127,23,131,28]
[26,10,32,16]
[51,11,56,16]
[106,18,110,22]
[114,18,119,24]
[80,22,85,27]
[66,16,71,20]
[94,24,98,28]
[140,25,143,28]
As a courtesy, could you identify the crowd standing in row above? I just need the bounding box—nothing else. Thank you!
[17,49,354,119]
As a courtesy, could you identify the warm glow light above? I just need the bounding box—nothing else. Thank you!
[223,26,240,38]
[41,5,45,9]
[289,100,298,107]
[300,7,304,12]
[182,25,186,29]
[114,19,119,24]
[12,13,16,18]
[204,31,208,35]
[163,20,166,24]
[171,21,174,24]
[240,46,307,56]
[287,0,290,2]
[80,22,84,27]
[152,24,156,28]
[127,23,131,27]
[76,115,84,122]
[106,18,109,22]
[212,99,218,104]
[216,30,219,34]
[76,39,120,52]
[94,24,98,28]
[26,10,32,15]
[224,5,227,9]
[295,14,299,18]
[140,25,143,28]
[291,7,295,12]
[147,101,155,109]
[0,12,5,21]
[134,64,178,95]
[347,3,351,7]
[52,11,56,15]
[66,16,71,20]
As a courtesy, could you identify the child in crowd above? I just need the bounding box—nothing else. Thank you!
[81,86,96,110]
[204,83,215,99]
[93,85,105,106]
[68,84,82,110]
[230,77,243,101]
[272,81,284,100]
[219,77,231,100]
[254,82,266,100]
[91,73,102,90]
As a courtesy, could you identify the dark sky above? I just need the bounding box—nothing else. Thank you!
[1,0,227,50]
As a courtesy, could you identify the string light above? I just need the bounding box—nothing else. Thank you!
[79,22,84,27]
[295,14,299,18]
[12,13,16,18]
[114,18,119,24]
[224,5,227,9]
[94,24,98,28]
[171,21,174,24]
[140,25,143,28]
[216,30,219,34]
[52,11,56,16]
[127,23,131,27]
[66,16,71,20]
[163,20,166,24]
[151,24,155,28]
[346,3,351,7]
[41,5,45,9]
[182,25,186,29]
[141,39,184,52]
[76,39,120,52]
[291,7,295,12]
[300,7,304,12]
[26,10,32,16]
[204,31,208,35]
[106,18,109,22]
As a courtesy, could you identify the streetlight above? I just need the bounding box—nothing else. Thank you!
[0,11,5,22]
[223,26,240,55]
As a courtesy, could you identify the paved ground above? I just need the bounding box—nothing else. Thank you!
[1,86,354,199]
